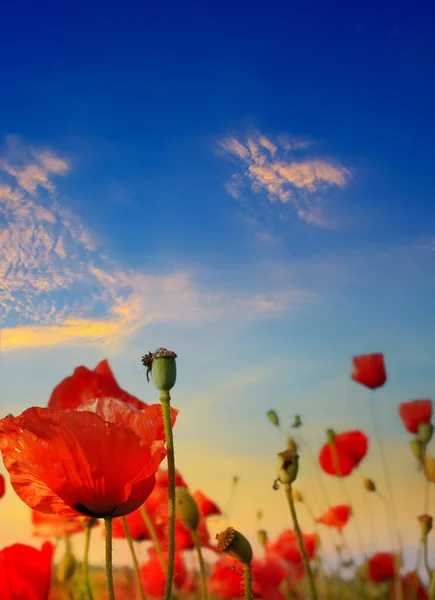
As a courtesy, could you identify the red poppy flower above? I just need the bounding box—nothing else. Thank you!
[351,354,386,389]
[367,552,401,583]
[392,571,428,600]
[266,530,318,564]
[0,398,177,518]
[398,400,433,434]
[207,555,262,599]
[319,431,368,477]
[160,514,218,553]
[252,555,289,600]
[140,548,187,598]
[316,505,352,530]
[0,474,4,499]
[192,490,222,517]
[31,510,97,538]
[0,542,54,600]
[48,359,145,410]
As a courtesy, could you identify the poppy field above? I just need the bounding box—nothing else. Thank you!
[0,349,433,600]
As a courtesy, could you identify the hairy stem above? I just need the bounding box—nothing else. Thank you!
[104,517,115,600]
[161,391,176,600]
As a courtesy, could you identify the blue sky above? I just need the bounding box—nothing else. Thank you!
[1,0,434,574]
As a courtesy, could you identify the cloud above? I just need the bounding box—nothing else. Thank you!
[1,137,316,352]
[218,132,352,227]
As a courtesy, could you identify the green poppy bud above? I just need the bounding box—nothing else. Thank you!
[292,415,302,428]
[57,551,76,582]
[267,410,280,427]
[216,527,253,565]
[175,487,199,531]
[142,348,177,392]
[418,422,434,445]
[410,439,424,461]
[326,429,336,443]
[363,477,376,492]
[257,529,268,546]
[277,449,299,484]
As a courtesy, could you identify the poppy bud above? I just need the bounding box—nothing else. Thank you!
[418,422,434,445]
[216,526,253,565]
[292,415,302,428]
[292,489,303,502]
[142,348,177,392]
[175,487,200,531]
[410,439,424,461]
[277,449,299,484]
[232,475,239,485]
[257,529,268,546]
[363,478,376,492]
[267,410,280,427]
[418,514,433,538]
[326,429,335,443]
[256,510,263,520]
[286,436,298,453]
[423,457,435,483]
[57,551,76,582]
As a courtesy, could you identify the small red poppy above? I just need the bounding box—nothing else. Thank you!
[398,400,433,434]
[192,490,222,517]
[319,430,368,477]
[48,359,145,410]
[351,354,386,389]
[0,474,4,499]
[140,548,187,598]
[31,510,97,538]
[394,571,428,600]
[266,530,318,564]
[0,398,177,518]
[0,542,54,600]
[316,505,352,530]
[252,555,289,600]
[207,555,262,599]
[367,552,401,583]
[111,504,165,541]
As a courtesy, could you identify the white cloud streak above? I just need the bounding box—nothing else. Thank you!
[219,132,352,227]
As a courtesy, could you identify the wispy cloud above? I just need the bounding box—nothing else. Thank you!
[218,131,352,227]
[1,136,316,352]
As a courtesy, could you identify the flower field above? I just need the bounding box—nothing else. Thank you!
[0,350,433,599]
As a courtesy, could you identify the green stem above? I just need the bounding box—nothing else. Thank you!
[82,525,94,600]
[369,395,403,600]
[104,517,115,600]
[423,537,433,589]
[242,563,253,600]
[160,391,176,600]
[122,516,146,600]
[139,504,166,571]
[285,484,318,600]
[192,529,208,600]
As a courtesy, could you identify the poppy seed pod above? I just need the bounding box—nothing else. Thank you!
[410,439,424,461]
[418,514,433,538]
[57,551,76,582]
[257,529,268,546]
[267,410,280,427]
[277,449,299,484]
[215,527,253,565]
[418,422,434,445]
[363,477,376,492]
[175,487,200,531]
[142,348,177,392]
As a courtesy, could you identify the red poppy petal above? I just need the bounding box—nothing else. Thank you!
[192,490,222,517]
[0,474,5,499]
[398,400,433,434]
